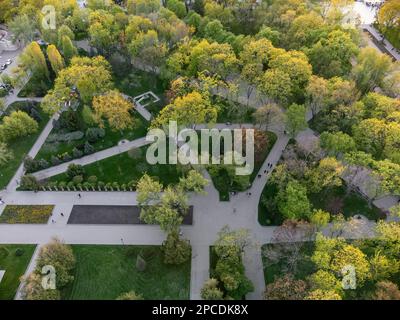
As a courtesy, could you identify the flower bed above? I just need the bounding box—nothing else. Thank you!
[0,205,54,224]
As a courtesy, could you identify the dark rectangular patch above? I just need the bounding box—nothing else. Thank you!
[67,205,193,225]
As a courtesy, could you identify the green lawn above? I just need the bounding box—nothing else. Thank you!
[0,205,54,224]
[258,183,385,226]
[48,145,182,187]
[18,77,53,98]
[35,111,149,163]
[376,24,400,50]
[0,103,50,189]
[0,245,36,300]
[61,245,191,300]
[309,186,385,221]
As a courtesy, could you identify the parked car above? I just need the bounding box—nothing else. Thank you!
[5,59,12,65]
[0,64,6,70]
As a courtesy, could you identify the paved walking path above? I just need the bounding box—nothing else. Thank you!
[14,245,39,300]
[122,93,152,121]
[362,24,400,61]
[7,113,58,191]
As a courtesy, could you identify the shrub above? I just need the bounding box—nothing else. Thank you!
[15,248,24,256]
[67,181,75,189]
[58,110,81,131]
[21,273,61,300]
[81,105,96,126]
[35,238,76,288]
[72,175,84,185]
[163,231,191,265]
[51,155,61,166]
[24,156,40,173]
[0,111,38,142]
[47,131,84,143]
[66,164,85,179]
[61,152,72,162]
[0,205,54,224]
[112,182,120,190]
[84,141,94,154]
[72,147,83,158]
[38,159,49,169]
[86,127,105,143]
[127,180,137,190]
[87,175,98,184]
[83,182,91,190]
[201,278,224,300]
[20,175,40,191]
[98,181,105,190]
[58,181,67,190]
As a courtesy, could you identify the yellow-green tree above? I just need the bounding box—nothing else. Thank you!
[92,90,134,131]
[0,111,38,142]
[46,44,65,75]
[42,56,113,114]
[19,41,50,81]
[151,91,217,128]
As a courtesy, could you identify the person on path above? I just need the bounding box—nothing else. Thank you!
[78,193,82,199]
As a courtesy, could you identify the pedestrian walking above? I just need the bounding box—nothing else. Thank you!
[61,213,64,217]
[78,193,82,199]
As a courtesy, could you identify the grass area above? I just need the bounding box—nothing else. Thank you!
[0,205,54,224]
[114,68,166,116]
[18,77,53,98]
[35,111,149,163]
[309,186,385,221]
[0,102,50,189]
[383,28,400,51]
[61,245,191,300]
[258,183,384,226]
[375,24,400,51]
[48,145,182,187]
[0,245,36,300]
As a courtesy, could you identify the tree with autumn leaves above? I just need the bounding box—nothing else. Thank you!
[92,90,135,131]
[41,56,113,114]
